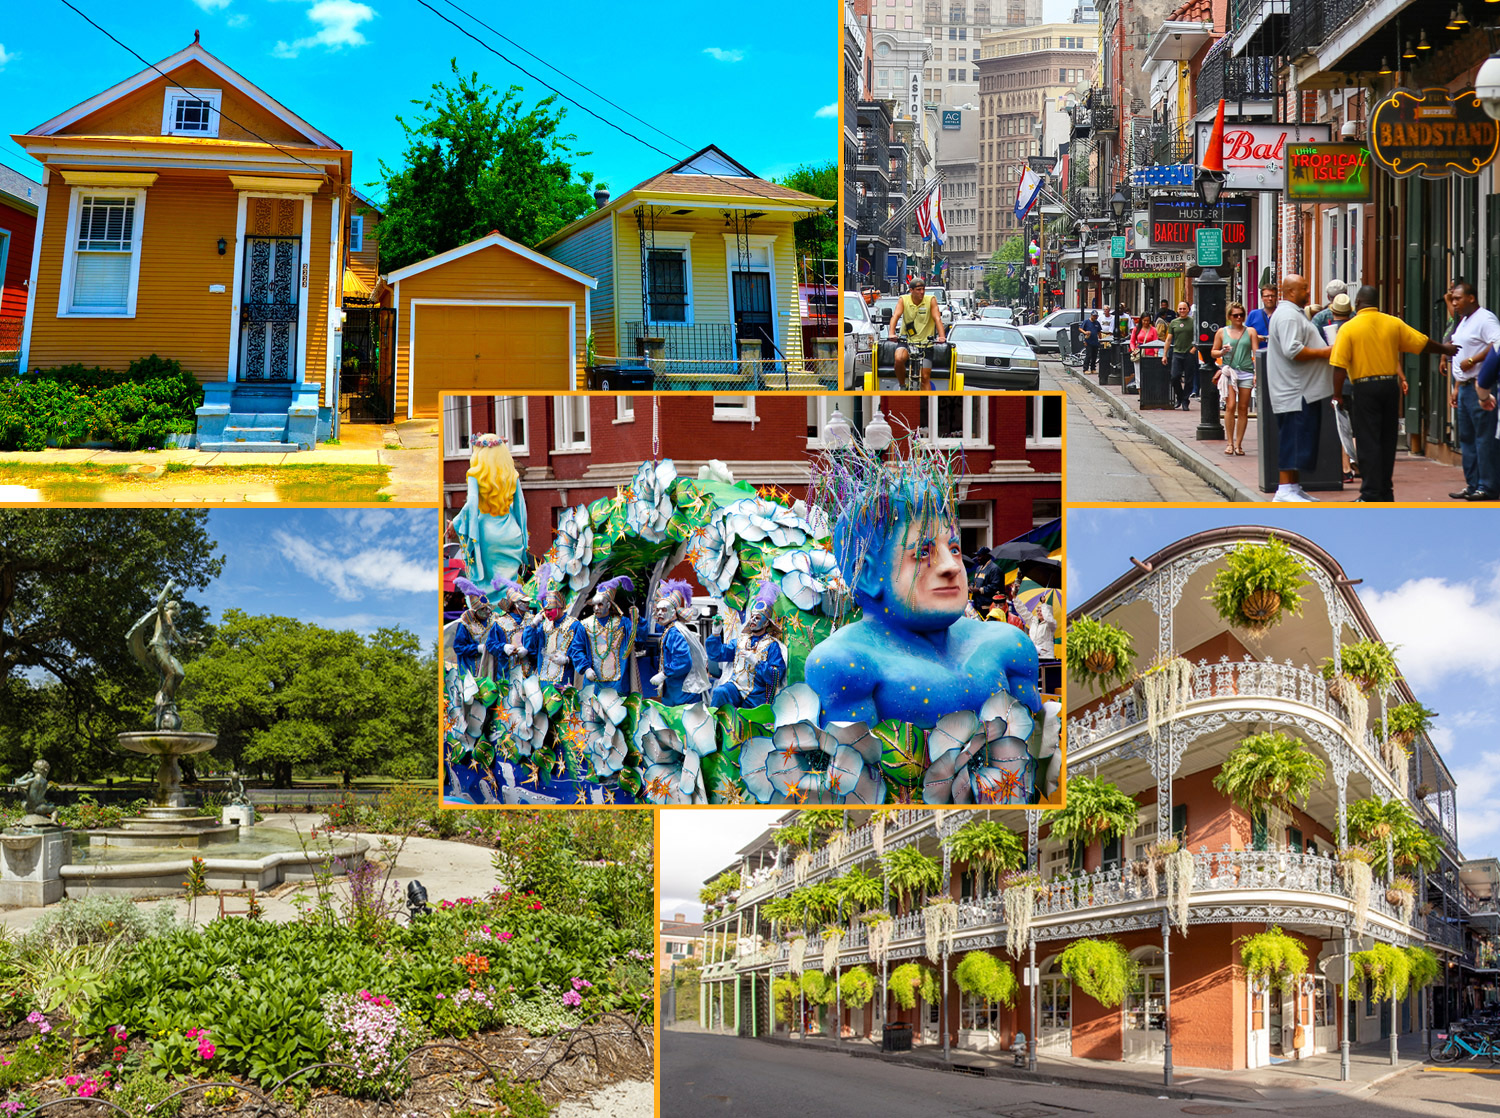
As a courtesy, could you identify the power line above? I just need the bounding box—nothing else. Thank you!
[54,0,329,177]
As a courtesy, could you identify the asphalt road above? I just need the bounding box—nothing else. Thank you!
[661,1030,1500,1118]
[1040,362,1224,503]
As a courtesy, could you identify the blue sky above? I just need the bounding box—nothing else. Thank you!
[0,0,835,197]
[198,508,436,638]
[1068,509,1500,861]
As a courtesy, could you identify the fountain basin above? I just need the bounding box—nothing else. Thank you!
[117,731,218,809]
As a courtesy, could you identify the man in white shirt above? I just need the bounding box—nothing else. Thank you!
[1265,274,1333,502]
[1447,280,1500,501]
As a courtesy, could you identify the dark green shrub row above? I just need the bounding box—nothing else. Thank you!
[0,355,202,451]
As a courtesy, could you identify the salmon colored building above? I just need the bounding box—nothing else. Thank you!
[13,38,353,450]
[696,528,1491,1076]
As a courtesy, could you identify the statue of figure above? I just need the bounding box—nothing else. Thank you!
[226,769,250,806]
[708,581,787,709]
[805,440,1041,727]
[127,580,197,730]
[9,759,59,823]
[571,576,636,691]
[450,435,528,584]
[523,564,584,687]
[649,579,712,706]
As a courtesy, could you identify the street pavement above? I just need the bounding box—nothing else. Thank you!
[662,1029,1499,1118]
[1050,358,1471,503]
[1041,364,1225,503]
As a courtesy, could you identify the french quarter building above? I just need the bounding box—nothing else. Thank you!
[694,528,1497,1071]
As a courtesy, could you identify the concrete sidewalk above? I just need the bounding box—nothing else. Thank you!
[1054,358,1471,503]
[723,1026,1429,1107]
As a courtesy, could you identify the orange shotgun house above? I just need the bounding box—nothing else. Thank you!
[13,37,352,451]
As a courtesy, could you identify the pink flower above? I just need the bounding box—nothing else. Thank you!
[561,990,582,1007]
[570,977,593,991]
[198,1042,216,1060]
[498,932,514,942]
[65,1076,80,1087]
[185,1028,200,1039]
[77,1081,99,1098]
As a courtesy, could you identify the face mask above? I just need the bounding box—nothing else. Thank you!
[545,607,563,622]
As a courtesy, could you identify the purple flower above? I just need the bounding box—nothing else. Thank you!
[562,990,582,1007]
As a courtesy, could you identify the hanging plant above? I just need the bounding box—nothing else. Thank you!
[839,965,877,1008]
[954,951,1019,1007]
[1046,775,1141,846]
[830,866,884,922]
[1237,926,1309,993]
[825,829,849,868]
[870,806,897,857]
[944,819,1028,897]
[1206,535,1310,633]
[1213,731,1326,818]
[1160,840,1193,932]
[1347,796,1418,879]
[1385,876,1417,924]
[800,969,834,1006]
[1380,701,1438,750]
[1140,657,1195,742]
[924,897,960,961]
[1000,870,1042,958]
[1405,946,1440,991]
[772,821,813,851]
[1338,846,1375,936]
[1057,939,1139,1008]
[794,849,813,886]
[864,912,895,967]
[1351,943,1412,1003]
[821,926,844,973]
[882,845,942,911]
[1067,616,1136,692]
[788,935,808,976]
[889,962,940,1010]
[772,976,798,1023]
[1322,639,1400,695]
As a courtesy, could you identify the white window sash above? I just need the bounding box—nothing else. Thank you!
[711,395,756,422]
[59,187,147,318]
[160,87,222,138]
[1027,394,1062,449]
[552,396,591,452]
[494,396,530,456]
[615,395,635,423]
[349,214,364,253]
[443,396,471,458]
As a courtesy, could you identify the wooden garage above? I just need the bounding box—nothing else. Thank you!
[387,231,597,418]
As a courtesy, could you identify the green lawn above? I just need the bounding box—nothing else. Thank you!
[0,462,391,502]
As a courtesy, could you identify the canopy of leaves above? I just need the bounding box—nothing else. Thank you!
[377,62,597,272]
[1058,939,1138,1008]
[1237,926,1309,993]
[774,162,836,267]
[838,965,877,1008]
[1405,945,1440,990]
[799,969,833,1005]
[830,866,884,917]
[945,820,1027,881]
[889,961,939,1010]
[881,846,942,910]
[1047,776,1140,845]
[1347,796,1440,875]
[984,235,1026,301]
[1213,731,1325,816]
[953,951,1018,1006]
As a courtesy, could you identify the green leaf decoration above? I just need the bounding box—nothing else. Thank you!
[876,719,927,788]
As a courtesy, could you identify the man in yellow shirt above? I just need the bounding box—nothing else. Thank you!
[1329,285,1456,502]
[889,278,947,390]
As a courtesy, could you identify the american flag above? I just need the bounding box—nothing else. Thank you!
[915,181,946,246]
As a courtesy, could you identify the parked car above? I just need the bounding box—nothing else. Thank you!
[842,291,878,390]
[872,295,901,328]
[979,306,1014,322]
[947,321,1040,390]
[1019,308,1083,352]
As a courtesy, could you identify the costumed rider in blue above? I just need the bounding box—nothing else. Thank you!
[452,577,502,679]
[648,579,713,705]
[487,578,534,692]
[707,580,789,709]
[571,575,637,691]
[804,438,1042,727]
[522,564,585,687]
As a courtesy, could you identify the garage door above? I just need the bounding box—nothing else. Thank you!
[410,304,571,417]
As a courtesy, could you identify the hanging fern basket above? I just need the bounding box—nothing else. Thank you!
[1240,587,1282,624]
[1083,649,1117,675]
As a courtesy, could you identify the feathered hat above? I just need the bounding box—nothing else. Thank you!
[454,576,489,608]
[491,577,528,608]
[594,574,635,607]
[655,578,695,616]
[533,563,565,608]
[744,579,783,634]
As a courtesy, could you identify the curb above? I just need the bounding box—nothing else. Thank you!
[1053,361,1264,503]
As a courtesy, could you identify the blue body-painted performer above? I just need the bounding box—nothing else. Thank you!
[708,581,789,709]
[522,564,585,687]
[648,579,712,705]
[452,577,503,679]
[804,440,1042,728]
[570,576,637,691]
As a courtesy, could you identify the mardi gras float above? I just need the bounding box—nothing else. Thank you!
[442,431,1062,806]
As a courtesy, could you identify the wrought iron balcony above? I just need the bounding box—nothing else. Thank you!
[1287,0,1366,59]
[1153,122,1195,165]
[1196,39,1276,115]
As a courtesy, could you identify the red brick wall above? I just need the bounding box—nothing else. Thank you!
[0,197,37,322]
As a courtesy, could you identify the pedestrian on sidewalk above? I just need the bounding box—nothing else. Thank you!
[1211,302,1258,456]
[1312,280,1346,329]
[1321,294,1358,483]
[1167,301,1197,408]
[1329,285,1458,503]
[1246,285,1277,350]
[1266,274,1334,502]
[1081,311,1102,373]
[1446,280,1500,501]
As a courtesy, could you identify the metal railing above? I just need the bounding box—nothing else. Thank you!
[0,315,21,375]
[1287,0,1366,58]
[1230,0,1287,35]
[1153,121,1196,165]
[1196,40,1277,115]
[621,323,835,390]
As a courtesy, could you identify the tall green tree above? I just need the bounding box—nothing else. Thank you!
[377,61,598,272]
[985,235,1025,300]
[774,161,837,273]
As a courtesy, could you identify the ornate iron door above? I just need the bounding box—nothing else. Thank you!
[239,235,301,381]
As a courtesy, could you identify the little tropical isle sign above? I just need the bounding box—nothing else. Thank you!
[1369,88,1499,178]
[1287,143,1373,202]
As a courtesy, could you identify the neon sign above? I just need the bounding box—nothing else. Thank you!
[1286,143,1373,202]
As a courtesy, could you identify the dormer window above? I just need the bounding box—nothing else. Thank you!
[162,88,222,137]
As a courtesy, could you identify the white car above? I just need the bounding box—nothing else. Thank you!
[1019,308,1083,352]
[842,292,877,389]
[947,322,1041,390]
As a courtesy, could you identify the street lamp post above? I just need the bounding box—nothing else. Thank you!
[1102,187,1128,385]
[1193,165,1227,441]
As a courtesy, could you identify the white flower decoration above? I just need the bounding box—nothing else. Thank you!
[579,684,629,778]
[625,459,678,543]
[691,513,740,596]
[772,548,846,614]
[724,498,812,549]
[635,702,718,804]
[922,692,1035,805]
[554,505,595,591]
[737,683,886,805]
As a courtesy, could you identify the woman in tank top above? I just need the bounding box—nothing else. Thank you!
[1211,301,1259,457]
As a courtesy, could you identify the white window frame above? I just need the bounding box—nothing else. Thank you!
[805,395,862,449]
[553,396,591,453]
[1129,816,1158,863]
[0,227,9,308]
[1028,394,1063,449]
[494,395,530,457]
[712,395,757,423]
[959,989,997,1032]
[161,87,222,138]
[955,500,992,552]
[58,186,147,318]
[443,395,472,459]
[614,396,636,424]
[922,394,989,448]
[349,213,364,253]
[644,230,695,326]
[1042,842,1069,881]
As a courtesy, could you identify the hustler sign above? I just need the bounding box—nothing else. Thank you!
[1369,88,1499,178]
[1193,121,1333,190]
[1148,198,1251,249]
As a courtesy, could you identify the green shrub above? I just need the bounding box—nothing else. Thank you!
[838,965,876,1008]
[888,962,938,1010]
[0,355,202,451]
[110,1068,184,1117]
[1057,939,1138,1008]
[1237,927,1309,993]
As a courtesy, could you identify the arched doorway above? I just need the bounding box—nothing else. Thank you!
[1038,954,1072,1055]
[1123,946,1165,1062]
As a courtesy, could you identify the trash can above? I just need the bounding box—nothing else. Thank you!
[1119,347,1136,392]
[882,1022,913,1052]
[1099,342,1118,384]
[1137,345,1172,408]
[586,362,655,391]
[1255,352,1344,493]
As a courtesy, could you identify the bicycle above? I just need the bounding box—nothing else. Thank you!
[867,336,961,391]
[1430,1025,1500,1064]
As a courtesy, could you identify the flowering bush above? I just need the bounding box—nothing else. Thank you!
[321,990,427,1098]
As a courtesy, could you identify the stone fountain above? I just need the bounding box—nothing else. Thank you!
[0,760,71,905]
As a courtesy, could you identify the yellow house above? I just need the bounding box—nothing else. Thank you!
[13,38,352,450]
[536,146,835,389]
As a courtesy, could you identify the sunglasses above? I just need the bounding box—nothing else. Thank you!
[1230,312,1245,318]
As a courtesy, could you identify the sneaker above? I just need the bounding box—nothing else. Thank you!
[1272,489,1315,502]
[1450,487,1475,500]
[1294,487,1320,502]
[1468,489,1497,501]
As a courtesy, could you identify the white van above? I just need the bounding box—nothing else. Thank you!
[948,288,976,316]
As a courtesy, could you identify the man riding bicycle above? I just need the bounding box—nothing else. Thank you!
[889,278,947,390]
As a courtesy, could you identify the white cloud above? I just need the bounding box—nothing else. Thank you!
[1359,567,1500,689]
[814,103,838,119]
[272,529,431,601]
[0,44,14,70]
[191,0,232,10]
[659,809,781,920]
[273,0,375,58]
[226,12,250,27]
[1451,747,1500,859]
[703,47,744,63]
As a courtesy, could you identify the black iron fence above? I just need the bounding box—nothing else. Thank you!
[339,306,394,424]
[1287,0,1366,57]
[1197,41,1277,115]
[623,322,836,390]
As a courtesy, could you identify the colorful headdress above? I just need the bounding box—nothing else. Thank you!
[744,580,783,635]
[472,432,505,449]
[454,576,490,608]
[594,575,636,606]
[655,578,694,616]
[533,563,565,608]
[491,577,528,608]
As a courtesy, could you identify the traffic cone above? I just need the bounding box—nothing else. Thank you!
[1202,99,1227,174]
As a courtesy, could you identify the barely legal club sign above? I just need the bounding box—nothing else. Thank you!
[1148,198,1251,249]
[1369,88,1499,178]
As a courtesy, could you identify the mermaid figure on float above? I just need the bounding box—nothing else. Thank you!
[450,435,527,584]
[804,433,1042,727]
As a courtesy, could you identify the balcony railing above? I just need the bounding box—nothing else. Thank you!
[1152,122,1195,165]
[1196,39,1276,115]
[1286,0,1366,59]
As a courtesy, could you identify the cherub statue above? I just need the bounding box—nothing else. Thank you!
[127,580,199,730]
[10,759,60,823]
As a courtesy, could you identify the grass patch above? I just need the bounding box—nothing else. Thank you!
[0,462,391,502]
[273,464,391,503]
